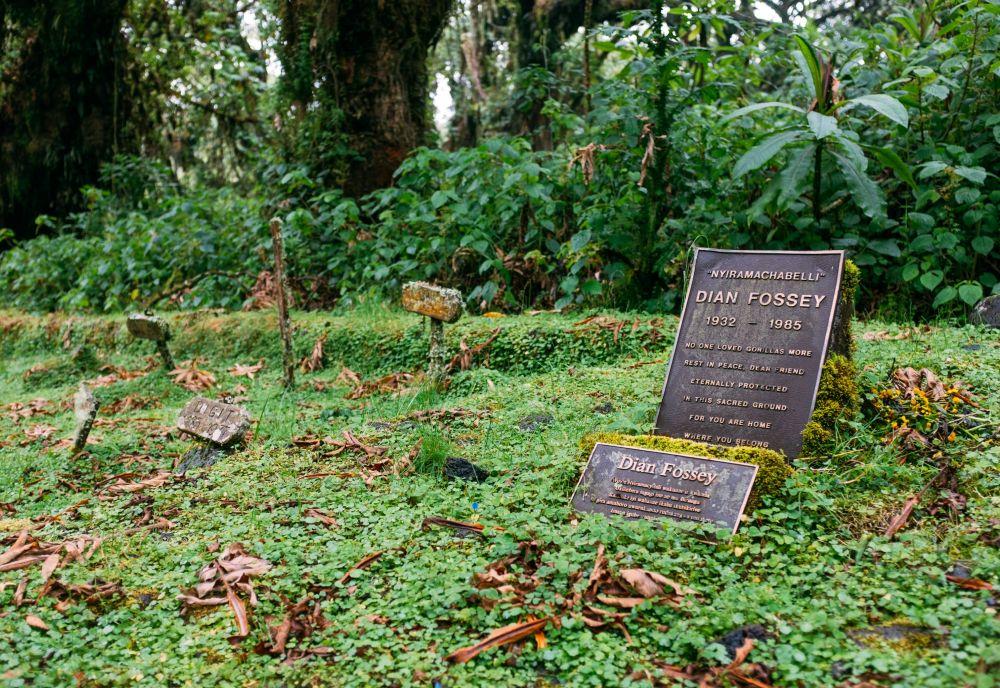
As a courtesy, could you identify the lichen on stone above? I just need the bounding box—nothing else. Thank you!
[579,432,793,509]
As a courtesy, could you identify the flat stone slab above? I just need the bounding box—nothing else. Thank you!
[127,314,171,341]
[402,282,463,323]
[177,397,251,447]
[572,442,758,535]
[970,295,1000,328]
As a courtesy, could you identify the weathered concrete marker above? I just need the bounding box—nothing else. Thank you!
[402,281,463,380]
[177,396,252,447]
[126,313,175,369]
[71,383,99,454]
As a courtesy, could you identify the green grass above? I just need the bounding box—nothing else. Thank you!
[0,310,997,687]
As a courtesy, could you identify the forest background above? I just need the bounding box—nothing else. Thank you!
[0,0,997,318]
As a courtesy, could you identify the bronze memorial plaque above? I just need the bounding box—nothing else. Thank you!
[655,249,845,457]
[177,396,251,447]
[572,443,757,534]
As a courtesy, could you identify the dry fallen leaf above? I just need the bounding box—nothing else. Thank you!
[300,333,327,373]
[25,614,49,631]
[178,543,271,639]
[229,360,265,380]
[946,574,995,591]
[444,617,550,663]
[338,551,384,584]
[170,360,217,392]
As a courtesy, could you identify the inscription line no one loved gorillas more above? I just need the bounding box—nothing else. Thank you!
[655,248,846,457]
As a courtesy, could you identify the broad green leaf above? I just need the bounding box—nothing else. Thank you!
[431,190,450,209]
[972,236,995,255]
[777,146,814,206]
[721,102,805,123]
[920,269,943,290]
[958,282,983,306]
[868,239,901,257]
[955,187,981,204]
[832,151,886,220]
[932,285,957,308]
[954,166,987,184]
[807,112,838,139]
[792,35,824,107]
[918,161,949,179]
[924,83,949,100]
[841,94,909,128]
[832,132,867,171]
[733,130,804,179]
[874,147,917,191]
[569,229,592,253]
[901,263,920,282]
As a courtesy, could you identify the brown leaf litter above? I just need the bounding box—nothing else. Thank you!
[178,543,272,639]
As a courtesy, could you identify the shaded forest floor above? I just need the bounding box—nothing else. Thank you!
[0,309,997,687]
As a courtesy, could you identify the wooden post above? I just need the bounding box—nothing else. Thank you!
[428,318,446,382]
[270,217,295,388]
[155,339,176,370]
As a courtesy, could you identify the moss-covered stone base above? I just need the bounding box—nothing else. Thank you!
[580,432,793,509]
[802,353,861,455]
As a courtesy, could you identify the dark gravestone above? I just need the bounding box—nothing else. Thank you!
[655,249,845,458]
[572,442,758,535]
[970,295,1000,328]
[176,396,251,447]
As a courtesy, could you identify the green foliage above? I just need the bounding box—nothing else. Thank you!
[1,311,996,687]
[0,1,997,320]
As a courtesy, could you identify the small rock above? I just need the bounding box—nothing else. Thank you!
[402,282,464,323]
[593,402,614,415]
[970,295,1000,328]
[71,383,99,453]
[949,563,972,579]
[444,457,489,483]
[518,413,554,432]
[715,624,768,661]
[962,344,982,351]
[175,445,227,474]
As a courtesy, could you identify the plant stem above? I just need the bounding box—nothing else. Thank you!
[270,217,295,389]
[813,140,824,223]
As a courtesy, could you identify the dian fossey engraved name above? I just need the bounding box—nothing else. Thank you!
[696,290,828,308]
[616,453,718,486]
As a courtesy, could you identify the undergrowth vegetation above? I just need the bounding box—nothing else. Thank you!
[0,311,996,687]
[1,1,997,317]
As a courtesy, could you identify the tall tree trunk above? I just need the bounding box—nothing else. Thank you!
[276,0,453,197]
[0,0,129,239]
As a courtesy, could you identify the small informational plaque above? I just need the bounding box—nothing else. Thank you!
[177,396,251,447]
[572,443,757,534]
[655,249,844,457]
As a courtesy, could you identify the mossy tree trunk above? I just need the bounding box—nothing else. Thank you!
[0,0,129,239]
[276,0,453,197]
